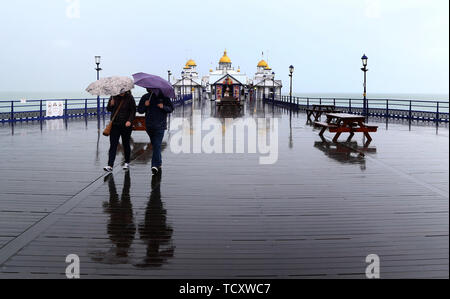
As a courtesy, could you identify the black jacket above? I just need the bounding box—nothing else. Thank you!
[138,93,174,131]
[107,93,136,125]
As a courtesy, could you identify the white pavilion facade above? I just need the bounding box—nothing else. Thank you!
[252,59,283,100]
[172,59,203,100]
[171,50,283,101]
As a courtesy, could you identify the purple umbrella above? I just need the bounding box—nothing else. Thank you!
[132,73,176,99]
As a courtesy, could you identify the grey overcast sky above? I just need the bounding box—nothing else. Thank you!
[0,0,448,95]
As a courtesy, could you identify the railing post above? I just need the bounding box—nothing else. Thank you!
[409,100,412,121]
[436,102,440,123]
[349,99,352,113]
[85,99,88,116]
[320,98,322,105]
[333,98,336,107]
[39,100,43,120]
[386,99,389,118]
[10,101,14,122]
[102,98,105,115]
[65,99,68,117]
[307,98,310,109]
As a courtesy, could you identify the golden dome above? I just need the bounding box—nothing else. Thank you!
[265,66,272,70]
[209,69,213,72]
[186,59,197,67]
[257,60,268,68]
[183,65,191,69]
[219,50,231,64]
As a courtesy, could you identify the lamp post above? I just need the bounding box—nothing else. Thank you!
[95,56,102,116]
[168,70,172,83]
[263,75,266,100]
[361,54,368,118]
[190,73,193,100]
[181,71,185,98]
[272,72,275,103]
[289,65,294,108]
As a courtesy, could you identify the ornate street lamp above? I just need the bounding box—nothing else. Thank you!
[190,73,193,99]
[181,71,185,97]
[95,56,102,116]
[272,72,276,102]
[361,54,368,117]
[289,65,294,107]
[263,75,266,100]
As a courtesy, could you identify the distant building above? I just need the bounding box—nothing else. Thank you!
[252,58,283,100]
[172,59,203,100]
[171,50,283,101]
[202,50,250,101]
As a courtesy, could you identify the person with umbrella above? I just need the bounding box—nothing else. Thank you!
[86,76,136,172]
[134,73,175,176]
[105,90,136,172]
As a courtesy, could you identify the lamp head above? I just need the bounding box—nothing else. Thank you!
[289,65,294,74]
[361,54,368,67]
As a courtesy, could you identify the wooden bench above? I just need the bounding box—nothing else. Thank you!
[306,105,339,122]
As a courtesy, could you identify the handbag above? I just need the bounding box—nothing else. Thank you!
[132,93,153,131]
[103,98,124,137]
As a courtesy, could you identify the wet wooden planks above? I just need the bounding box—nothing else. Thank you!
[0,105,448,279]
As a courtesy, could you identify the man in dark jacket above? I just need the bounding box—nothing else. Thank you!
[138,89,174,176]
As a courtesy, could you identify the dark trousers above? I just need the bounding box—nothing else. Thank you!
[147,129,165,168]
[108,124,132,167]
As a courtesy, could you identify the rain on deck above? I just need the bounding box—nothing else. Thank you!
[0,100,448,279]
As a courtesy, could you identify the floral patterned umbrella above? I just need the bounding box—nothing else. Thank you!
[86,76,134,96]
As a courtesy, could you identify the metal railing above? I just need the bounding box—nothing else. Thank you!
[0,94,193,123]
[264,96,449,123]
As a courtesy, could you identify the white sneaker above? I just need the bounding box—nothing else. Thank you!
[123,163,130,170]
[103,166,113,172]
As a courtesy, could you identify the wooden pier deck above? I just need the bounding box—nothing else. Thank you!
[0,101,448,279]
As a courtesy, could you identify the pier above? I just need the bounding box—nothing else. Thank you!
[0,99,448,279]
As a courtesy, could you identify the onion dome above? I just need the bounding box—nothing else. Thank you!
[186,59,197,67]
[219,50,232,64]
[257,60,268,68]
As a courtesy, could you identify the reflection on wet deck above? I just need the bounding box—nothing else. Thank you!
[0,99,448,279]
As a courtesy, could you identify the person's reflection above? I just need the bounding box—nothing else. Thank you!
[103,172,136,259]
[128,138,168,165]
[135,174,175,268]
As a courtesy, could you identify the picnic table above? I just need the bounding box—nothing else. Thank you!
[315,113,378,143]
[216,97,243,111]
[306,105,339,122]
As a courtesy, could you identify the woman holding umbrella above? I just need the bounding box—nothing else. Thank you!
[86,76,136,172]
[104,91,136,172]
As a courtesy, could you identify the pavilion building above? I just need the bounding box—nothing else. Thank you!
[172,59,203,100]
[202,50,250,101]
[171,50,283,101]
[252,59,283,100]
